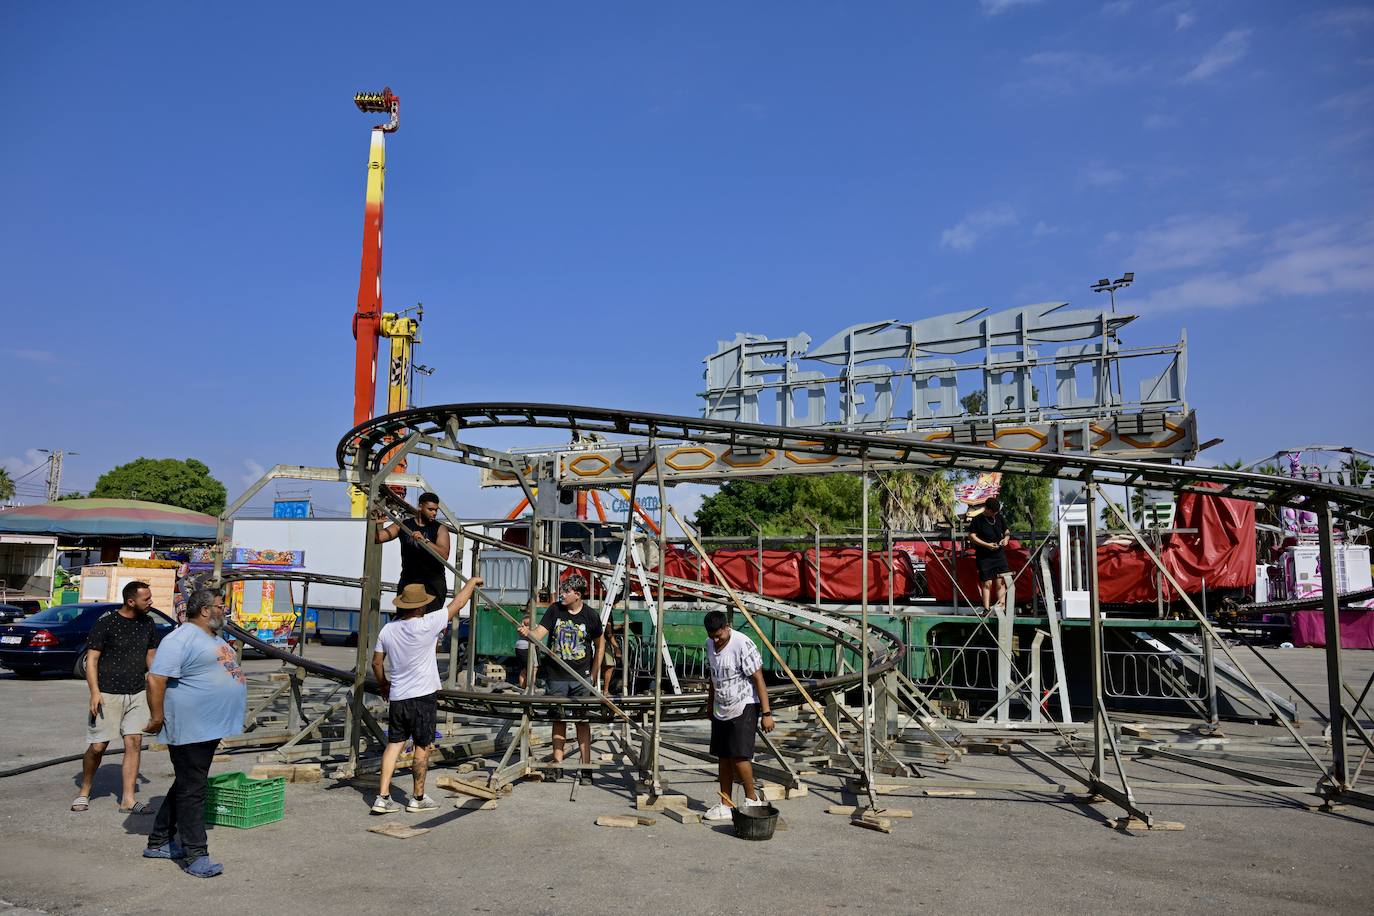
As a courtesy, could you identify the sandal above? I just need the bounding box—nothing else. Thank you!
[119,801,152,815]
[71,795,90,812]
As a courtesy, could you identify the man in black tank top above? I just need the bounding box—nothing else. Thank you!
[374,492,452,612]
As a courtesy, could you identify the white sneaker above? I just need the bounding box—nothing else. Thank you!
[704,803,734,821]
[371,796,402,815]
[742,797,768,808]
[405,794,438,812]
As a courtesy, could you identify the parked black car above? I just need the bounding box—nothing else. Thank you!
[0,603,30,626]
[0,603,177,678]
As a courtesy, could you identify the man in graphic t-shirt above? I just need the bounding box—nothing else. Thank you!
[702,609,774,821]
[73,580,161,814]
[142,589,248,879]
[369,576,483,815]
[968,497,1011,614]
[517,575,603,784]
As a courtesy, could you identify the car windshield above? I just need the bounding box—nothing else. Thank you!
[23,605,102,625]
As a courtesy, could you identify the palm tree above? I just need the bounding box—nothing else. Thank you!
[878,470,953,531]
[0,468,14,504]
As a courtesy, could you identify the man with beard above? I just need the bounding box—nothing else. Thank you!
[141,589,247,878]
[72,580,161,814]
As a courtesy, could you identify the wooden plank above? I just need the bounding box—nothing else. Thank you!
[826,805,913,818]
[636,793,689,811]
[663,806,702,824]
[924,788,976,797]
[453,798,498,811]
[850,813,892,834]
[368,823,431,839]
[436,775,502,800]
[595,815,639,828]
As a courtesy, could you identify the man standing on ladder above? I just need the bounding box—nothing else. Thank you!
[373,493,451,612]
[968,497,1011,614]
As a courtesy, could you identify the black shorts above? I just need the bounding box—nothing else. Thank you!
[387,693,437,747]
[976,553,1010,581]
[546,677,591,722]
[710,703,759,760]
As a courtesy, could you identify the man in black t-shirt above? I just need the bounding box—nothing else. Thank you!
[517,575,604,783]
[968,498,1011,614]
[73,580,160,813]
[374,492,452,613]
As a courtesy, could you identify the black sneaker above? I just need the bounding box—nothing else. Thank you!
[544,768,560,783]
[579,772,592,787]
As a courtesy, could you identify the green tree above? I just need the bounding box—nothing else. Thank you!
[877,470,953,531]
[91,458,227,514]
[0,468,13,503]
[695,475,878,538]
[56,491,88,501]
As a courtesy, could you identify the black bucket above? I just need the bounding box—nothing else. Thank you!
[731,803,779,841]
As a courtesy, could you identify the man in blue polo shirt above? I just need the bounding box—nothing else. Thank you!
[141,589,247,879]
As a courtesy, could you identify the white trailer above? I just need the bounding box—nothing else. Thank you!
[0,534,58,606]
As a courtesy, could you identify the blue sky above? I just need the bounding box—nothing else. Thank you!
[3,1,1371,517]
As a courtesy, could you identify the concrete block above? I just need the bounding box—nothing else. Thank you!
[636,793,688,811]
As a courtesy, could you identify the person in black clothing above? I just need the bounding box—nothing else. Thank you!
[374,492,452,613]
[517,575,604,783]
[73,580,160,813]
[968,497,1011,613]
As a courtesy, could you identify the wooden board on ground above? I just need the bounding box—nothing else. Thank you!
[826,805,913,818]
[850,812,892,834]
[1108,817,1185,831]
[453,798,498,811]
[369,823,431,840]
[663,806,702,824]
[436,776,503,800]
[636,793,689,811]
[249,763,322,783]
[924,788,976,797]
[595,815,640,828]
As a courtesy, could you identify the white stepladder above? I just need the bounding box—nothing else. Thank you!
[595,525,681,695]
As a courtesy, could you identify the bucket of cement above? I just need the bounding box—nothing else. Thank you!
[731,803,779,841]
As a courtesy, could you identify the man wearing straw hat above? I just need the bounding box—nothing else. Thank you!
[369,576,483,814]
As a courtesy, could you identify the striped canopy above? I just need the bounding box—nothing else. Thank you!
[0,499,219,540]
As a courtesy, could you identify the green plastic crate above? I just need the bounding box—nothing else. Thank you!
[204,772,284,829]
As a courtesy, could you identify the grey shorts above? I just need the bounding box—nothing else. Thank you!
[546,677,591,722]
[87,691,149,745]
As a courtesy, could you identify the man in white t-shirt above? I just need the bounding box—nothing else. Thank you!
[702,609,774,821]
[369,576,483,814]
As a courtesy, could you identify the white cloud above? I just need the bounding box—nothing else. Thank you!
[1143,112,1179,129]
[981,0,1042,15]
[1176,10,1196,30]
[6,349,57,364]
[1033,220,1058,238]
[1,449,47,479]
[1132,218,1374,312]
[1128,214,1259,271]
[940,205,1018,252]
[1019,50,1138,92]
[1182,29,1251,82]
[1321,86,1374,117]
[241,458,266,488]
[1311,7,1374,34]
[1080,161,1126,188]
[1102,0,1133,14]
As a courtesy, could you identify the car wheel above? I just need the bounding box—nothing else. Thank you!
[73,650,89,680]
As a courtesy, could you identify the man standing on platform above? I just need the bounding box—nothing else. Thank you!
[517,575,603,784]
[968,497,1011,614]
[702,609,773,821]
[374,492,451,612]
[142,589,247,879]
[370,576,484,815]
[73,580,160,814]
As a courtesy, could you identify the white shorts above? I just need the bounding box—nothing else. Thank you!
[86,691,149,745]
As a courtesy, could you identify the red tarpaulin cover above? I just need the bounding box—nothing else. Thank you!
[1096,540,1163,604]
[1162,486,1257,592]
[1290,609,1374,649]
[634,547,710,597]
[800,548,914,602]
[707,549,804,600]
[923,540,1038,607]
